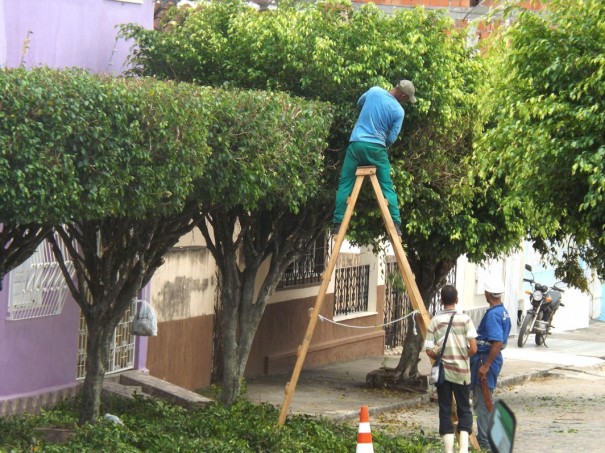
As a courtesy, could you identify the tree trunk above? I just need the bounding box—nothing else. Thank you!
[219,253,266,405]
[49,215,194,424]
[200,204,331,405]
[367,258,456,389]
[79,321,113,425]
[219,259,244,404]
[394,259,456,384]
[393,320,427,385]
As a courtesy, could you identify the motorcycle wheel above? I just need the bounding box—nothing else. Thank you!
[518,313,534,347]
[535,333,544,345]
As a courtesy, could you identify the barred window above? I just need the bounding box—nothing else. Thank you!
[278,235,328,289]
[334,264,370,316]
[7,237,74,321]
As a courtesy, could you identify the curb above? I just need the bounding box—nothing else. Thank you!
[328,367,555,424]
[498,368,554,388]
[327,393,432,423]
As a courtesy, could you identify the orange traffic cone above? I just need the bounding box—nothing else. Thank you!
[356,406,374,453]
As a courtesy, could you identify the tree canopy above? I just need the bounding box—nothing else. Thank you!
[0,66,212,290]
[476,0,605,284]
[1,67,212,223]
[122,0,523,273]
[122,0,525,389]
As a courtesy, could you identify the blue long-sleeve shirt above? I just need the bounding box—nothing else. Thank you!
[349,86,405,147]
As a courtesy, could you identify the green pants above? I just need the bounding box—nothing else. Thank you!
[333,141,401,224]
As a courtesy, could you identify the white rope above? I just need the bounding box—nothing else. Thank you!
[309,308,420,335]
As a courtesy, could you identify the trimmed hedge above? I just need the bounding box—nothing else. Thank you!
[199,88,331,212]
[0,67,332,224]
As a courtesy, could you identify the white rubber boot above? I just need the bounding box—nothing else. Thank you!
[458,431,469,453]
[443,433,455,453]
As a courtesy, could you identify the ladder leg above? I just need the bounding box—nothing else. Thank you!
[278,172,366,425]
[367,173,430,335]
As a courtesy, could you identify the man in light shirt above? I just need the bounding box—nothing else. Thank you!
[425,285,478,453]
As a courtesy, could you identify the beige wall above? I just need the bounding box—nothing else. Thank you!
[457,254,525,313]
[150,228,217,322]
[147,228,218,389]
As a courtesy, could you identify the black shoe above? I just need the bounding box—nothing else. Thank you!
[331,223,341,236]
[394,222,402,236]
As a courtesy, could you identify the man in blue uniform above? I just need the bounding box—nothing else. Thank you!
[470,277,512,451]
[332,80,417,234]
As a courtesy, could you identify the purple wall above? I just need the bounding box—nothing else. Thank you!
[1,0,153,401]
[0,0,154,73]
[0,274,81,397]
[1,272,150,399]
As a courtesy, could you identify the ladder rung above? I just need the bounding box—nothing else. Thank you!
[355,166,376,176]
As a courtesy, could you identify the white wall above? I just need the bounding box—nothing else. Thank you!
[457,242,596,335]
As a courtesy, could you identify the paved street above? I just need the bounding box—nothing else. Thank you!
[247,320,605,451]
[372,321,605,452]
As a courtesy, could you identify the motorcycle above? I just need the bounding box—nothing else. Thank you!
[517,264,566,347]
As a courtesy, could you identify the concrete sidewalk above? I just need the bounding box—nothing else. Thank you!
[245,320,605,422]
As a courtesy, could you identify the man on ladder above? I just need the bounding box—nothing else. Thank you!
[327,81,481,451]
[332,79,417,236]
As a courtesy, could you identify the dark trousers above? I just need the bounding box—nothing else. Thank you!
[436,380,473,435]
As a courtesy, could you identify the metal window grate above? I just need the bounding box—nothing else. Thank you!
[278,235,329,289]
[384,259,410,349]
[7,236,74,321]
[334,264,370,316]
[383,256,457,348]
[76,299,137,379]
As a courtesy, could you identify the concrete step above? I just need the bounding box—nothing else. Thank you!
[119,370,213,409]
[102,379,144,401]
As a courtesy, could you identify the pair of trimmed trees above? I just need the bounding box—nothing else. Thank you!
[1,67,331,424]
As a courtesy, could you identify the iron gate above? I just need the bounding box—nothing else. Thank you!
[384,258,457,349]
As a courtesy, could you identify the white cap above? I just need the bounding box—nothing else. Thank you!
[484,276,505,296]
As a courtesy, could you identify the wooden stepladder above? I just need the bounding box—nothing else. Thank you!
[277,166,431,425]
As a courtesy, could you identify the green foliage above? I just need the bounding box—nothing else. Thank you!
[477,0,605,280]
[0,67,212,223]
[122,1,480,149]
[0,65,330,224]
[199,89,331,213]
[122,0,522,265]
[0,397,439,452]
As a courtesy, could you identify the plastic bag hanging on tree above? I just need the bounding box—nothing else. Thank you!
[132,300,157,336]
